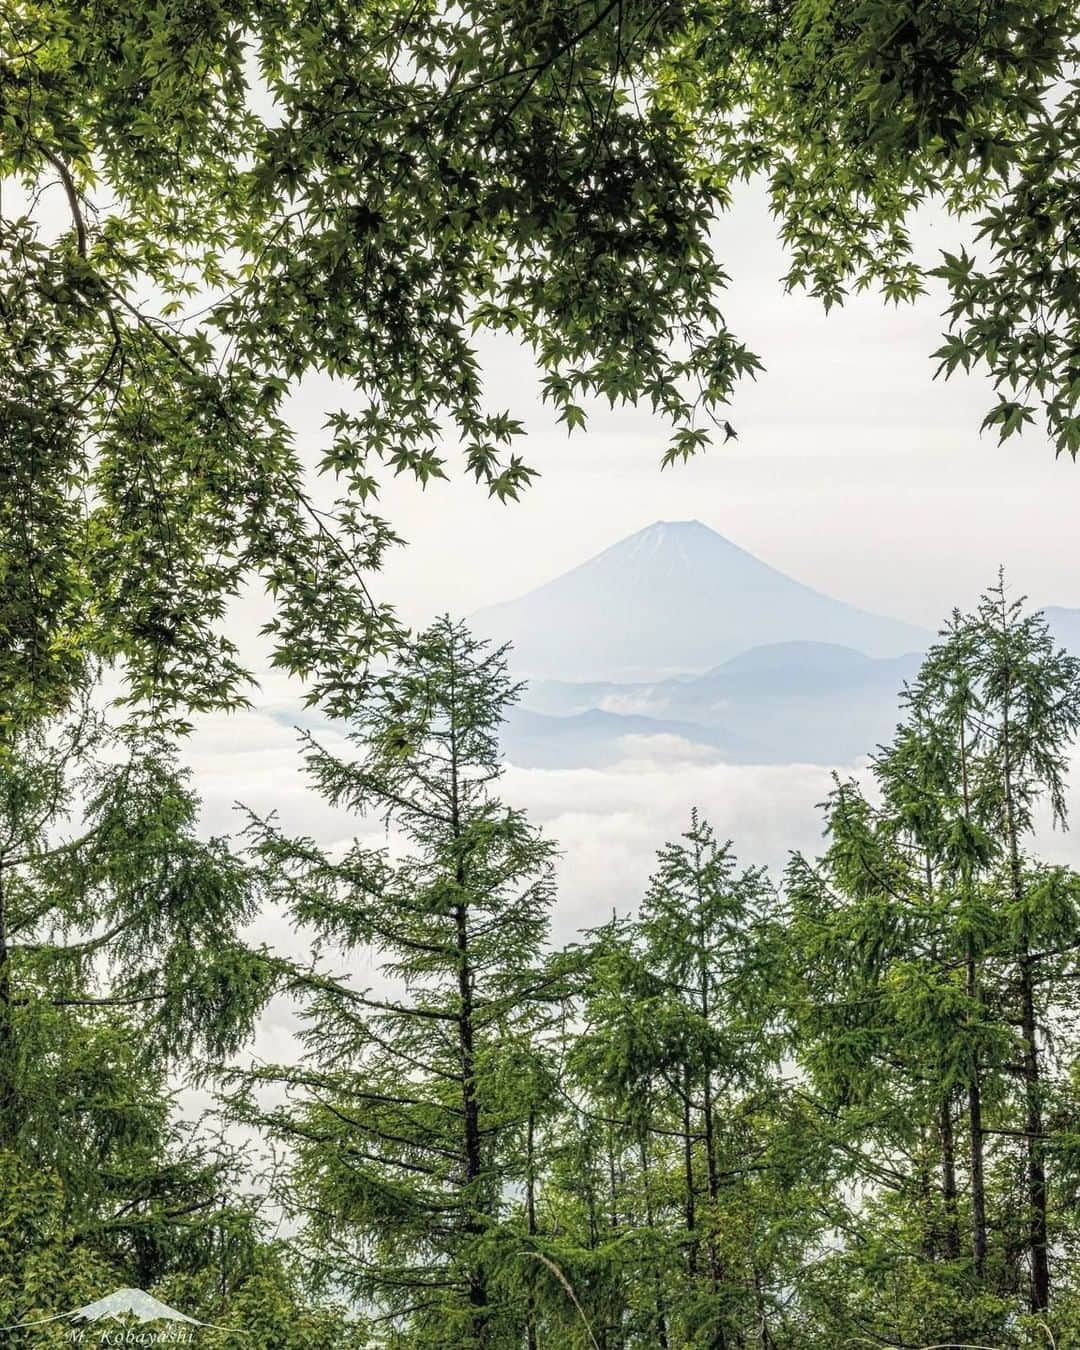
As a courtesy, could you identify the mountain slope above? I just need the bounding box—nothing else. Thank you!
[472,520,930,681]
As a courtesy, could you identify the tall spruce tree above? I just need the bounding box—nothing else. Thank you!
[784,772,1013,1344]
[634,813,783,1347]
[567,816,799,1349]
[0,680,362,1342]
[785,580,1080,1341]
[238,618,561,1346]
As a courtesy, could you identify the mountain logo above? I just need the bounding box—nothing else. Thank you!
[1,1287,236,1342]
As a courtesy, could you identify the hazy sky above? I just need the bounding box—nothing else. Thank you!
[22,89,1078,642]
[276,181,1079,635]
[31,161,1078,642]
[189,707,1080,1076]
[176,181,1080,1079]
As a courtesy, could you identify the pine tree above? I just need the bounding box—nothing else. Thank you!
[944,577,1080,1313]
[567,816,795,1348]
[635,813,782,1347]
[238,618,561,1346]
[0,684,357,1340]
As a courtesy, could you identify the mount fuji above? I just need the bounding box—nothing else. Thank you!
[472,520,930,682]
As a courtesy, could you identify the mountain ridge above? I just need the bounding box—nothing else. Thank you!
[472,520,930,682]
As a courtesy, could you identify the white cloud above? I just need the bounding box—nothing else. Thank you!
[172,708,1080,1167]
[185,710,846,948]
[501,752,840,941]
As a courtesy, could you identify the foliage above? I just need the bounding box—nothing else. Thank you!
[0,685,280,1145]
[5,2,1080,714]
[0,1152,115,1348]
[0,682,361,1338]
[785,579,1080,1343]
[0,1144,367,1347]
[222,595,1080,1348]
[235,618,565,1345]
[552,823,810,1349]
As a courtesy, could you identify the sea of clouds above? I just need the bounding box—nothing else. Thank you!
[181,705,1080,1079]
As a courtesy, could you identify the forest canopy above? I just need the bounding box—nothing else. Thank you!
[223,595,1080,1345]
[3,573,1079,1345]
[4,1,1080,715]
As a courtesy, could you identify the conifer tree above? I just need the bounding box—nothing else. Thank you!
[785,773,1010,1343]
[0,683,350,1341]
[238,618,561,1346]
[0,684,278,1155]
[785,580,1080,1340]
[568,816,797,1348]
[940,577,1080,1313]
[635,814,782,1346]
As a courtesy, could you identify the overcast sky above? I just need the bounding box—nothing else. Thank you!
[275,181,1078,635]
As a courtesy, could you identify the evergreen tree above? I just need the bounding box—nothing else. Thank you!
[634,814,784,1347]
[0,679,301,1336]
[0,683,278,1156]
[238,618,561,1346]
[0,1109,368,1350]
[785,774,1013,1344]
[566,816,800,1348]
[960,579,1080,1312]
[785,579,1080,1341]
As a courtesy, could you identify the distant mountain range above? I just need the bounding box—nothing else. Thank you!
[472,520,931,682]
[479,524,1080,770]
[502,642,925,766]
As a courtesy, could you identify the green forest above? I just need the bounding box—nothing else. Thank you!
[2,584,1080,1348]
[6,0,1080,1346]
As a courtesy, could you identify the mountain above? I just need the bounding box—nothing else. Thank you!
[718,640,874,675]
[501,706,754,768]
[509,641,924,767]
[472,520,930,681]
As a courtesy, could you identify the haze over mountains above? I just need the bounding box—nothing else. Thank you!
[472,522,1079,770]
[506,643,926,766]
[471,520,931,682]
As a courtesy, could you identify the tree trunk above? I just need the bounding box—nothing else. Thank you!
[638,1131,669,1349]
[753,1264,773,1350]
[965,970,989,1278]
[526,1110,538,1350]
[696,859,727,1350]
[448,643,490,1342]
[999,642,1050,1312]
[455,899,489,1341]
[1019,946,1050,1312]
[939,1095,960,1260]
[0,866,16,1142]
[606,1123,619,1232]
[959,723,988,1276]
[682,1078,698,1278]
[702,1068,722,1294]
